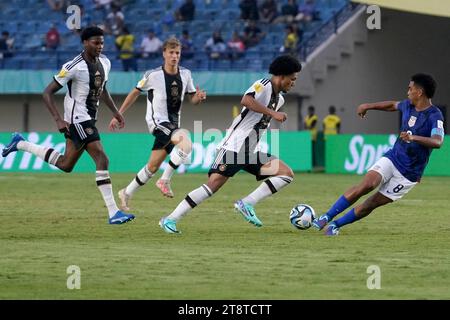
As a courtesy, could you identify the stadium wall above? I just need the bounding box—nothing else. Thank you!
[301,8,450,134]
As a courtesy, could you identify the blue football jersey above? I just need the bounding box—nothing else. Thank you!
[384,99,444,182]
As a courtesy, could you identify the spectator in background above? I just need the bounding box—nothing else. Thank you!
[239,0,259,21]
[95,0,112,11]
[227,31,245,60]
[46,23,61,50]
[115,26,137,71]
[140,29,163,59]
[47,0,69,12]
[296,0,317,23]
[273,0,298,24]
[105,4,124,36]
[180,29,194,59]
[162,10,176,31]
[175,0,196,22]
[304,105,318,166]
[204,31,227,60]
[293,23,304,43]
[0,31,14,58]
[259,0,278,24]
[323,105,341,138]
[241,20,265,48]
[279,25,298,56]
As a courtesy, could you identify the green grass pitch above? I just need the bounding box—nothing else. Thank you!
[0,172,449,299]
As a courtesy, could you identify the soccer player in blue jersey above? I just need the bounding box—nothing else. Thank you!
[312,73,444,236]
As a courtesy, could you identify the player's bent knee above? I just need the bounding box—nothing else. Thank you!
[286,167,294,178]
[360,182,376,194]
[277,166,294,178]
[172,129,191,147]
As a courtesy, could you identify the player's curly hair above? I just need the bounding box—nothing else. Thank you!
[269,55,302,76]
[411,73,437,98]
[80,26,104,42]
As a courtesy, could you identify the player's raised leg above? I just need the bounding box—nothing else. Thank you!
[2,132,63,167]
[237,159,294,227]
[118,149,166,211]
[85,141,135,224]
[159,173,228,234]
[2,132,86,173]
[312,170,382,230]
[324,192,392,236]
[157,129,192,198]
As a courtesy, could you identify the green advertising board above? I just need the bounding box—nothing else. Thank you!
[326,134,450,176]
[0,131,312,173]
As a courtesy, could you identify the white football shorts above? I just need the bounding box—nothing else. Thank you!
[369,157,417,201]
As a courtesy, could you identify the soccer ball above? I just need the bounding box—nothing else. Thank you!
[290,204,316,230]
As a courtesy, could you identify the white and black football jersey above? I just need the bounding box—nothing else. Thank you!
[135,66,196,132]
[217,78,285,153]
[54,53,110,124]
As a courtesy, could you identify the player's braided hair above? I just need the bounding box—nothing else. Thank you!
[269,55,302,76]
[80,26,104,42]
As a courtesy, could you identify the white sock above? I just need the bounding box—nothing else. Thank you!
[96,170,119,218]
[17,141,61,165]
[167,184,213,221]
[242,175,293,206]
[161,147,189,180]
[125,165,154,197]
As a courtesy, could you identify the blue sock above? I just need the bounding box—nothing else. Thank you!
[325,195,351,220]
[334,208,360,228]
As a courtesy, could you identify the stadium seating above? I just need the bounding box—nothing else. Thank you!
[0,0,356,71]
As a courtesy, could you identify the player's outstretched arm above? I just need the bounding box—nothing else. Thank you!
[190,86,206,105]
[241,94,287,122]
[101,87,125,130]
[43,80,68,133]
[357,101,399,118]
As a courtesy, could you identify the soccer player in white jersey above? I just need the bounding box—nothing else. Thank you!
[1,27,135,225]
[159,55,302,234]
[109,37,206,211]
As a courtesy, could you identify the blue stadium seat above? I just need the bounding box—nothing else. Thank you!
[0,58,21,69]
[1,0,354,71]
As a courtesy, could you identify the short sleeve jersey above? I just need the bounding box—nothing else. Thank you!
[136,66,196,132]
[384,99,445,182]
[217,78,285,153]
[54,53,110,124]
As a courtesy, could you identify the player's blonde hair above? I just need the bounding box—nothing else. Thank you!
[163,37,181,51]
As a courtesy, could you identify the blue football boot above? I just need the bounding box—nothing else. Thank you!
[312,214,330,231]
[324,222,340,236]
[2,132,25,157]
[109,210,135,224]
